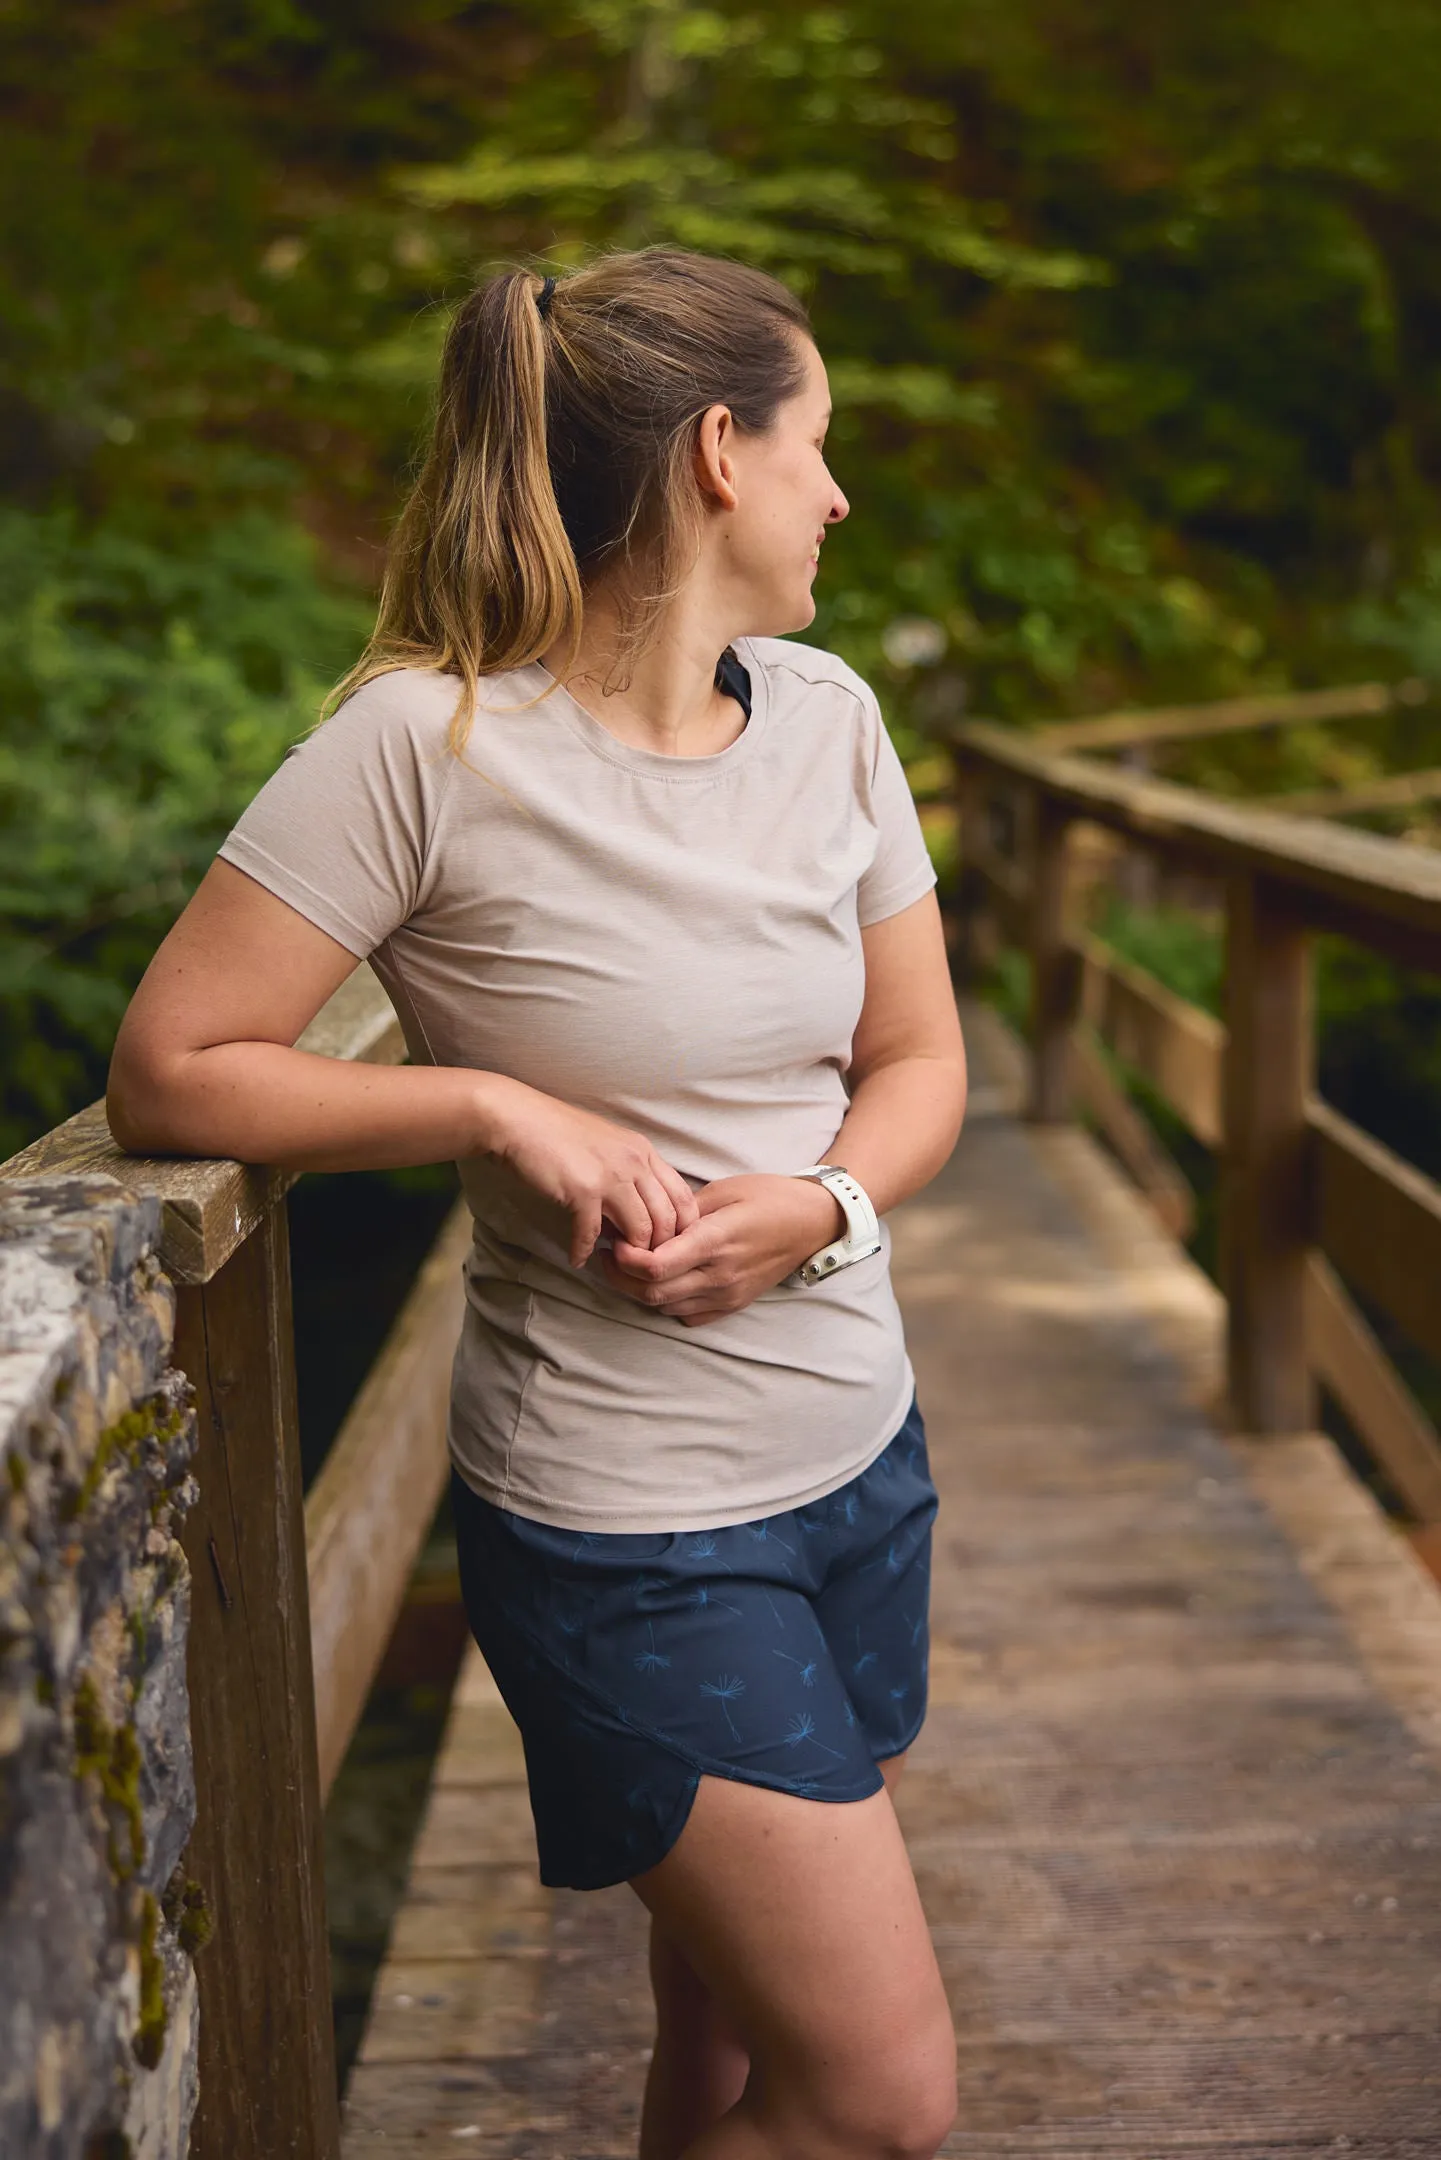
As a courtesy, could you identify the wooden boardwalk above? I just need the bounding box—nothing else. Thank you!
[341,1006,1441,2156]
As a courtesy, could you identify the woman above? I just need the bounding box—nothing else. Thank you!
[108,247,967,2160]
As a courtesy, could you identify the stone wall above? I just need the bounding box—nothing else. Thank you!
[0,1176,201,2159]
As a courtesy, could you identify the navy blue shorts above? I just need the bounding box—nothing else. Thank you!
[451,1396,938,1890]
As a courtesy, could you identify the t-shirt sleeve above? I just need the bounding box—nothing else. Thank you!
[216,671,455,958]
[856,695,939,928]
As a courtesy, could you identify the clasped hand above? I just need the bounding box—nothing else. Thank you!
[491,1084,843,1325]
[601,1173,843,1326]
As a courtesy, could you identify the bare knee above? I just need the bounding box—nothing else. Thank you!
[767,2010,957,2160]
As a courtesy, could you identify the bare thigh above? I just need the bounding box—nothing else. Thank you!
[632,1764,954,2155]
[645,1751,910,2022]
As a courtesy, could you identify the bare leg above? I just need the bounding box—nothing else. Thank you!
[639,1920,752,2160]
[636,1756,910,2160]
[631,1756,950,2160]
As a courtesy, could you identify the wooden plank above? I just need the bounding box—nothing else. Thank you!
[1035,679,1421,754]
[1027,795,1078,1123]
[428,1698,531,1790]
[353,1955,547,2065]
[177,1201,341,2160]
[1304,1252,1441,1525]
[1311,1098,1441,1362]
[950,721,1441,976]
[341,1647,553,2156]
[1075,936,1225,1148]
[0,964,405,1284]
[1259,765,1441,820]
[962,820,1031,940]
[1070,1030,1195,1240]
[306,1199,472,1798]
[0,1100,287,1288]
[387,1865,547,1962]
[408,1784,541,1872]
[1221,875,1314,1433]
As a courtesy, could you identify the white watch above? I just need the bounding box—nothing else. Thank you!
[785,1165,882,1287]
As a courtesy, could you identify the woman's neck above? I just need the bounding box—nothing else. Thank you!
[542,587,744,759]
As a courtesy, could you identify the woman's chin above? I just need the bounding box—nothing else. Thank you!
[751,590,817,639]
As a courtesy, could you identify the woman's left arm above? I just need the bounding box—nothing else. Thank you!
[812,889,968,1214]
[603,892,967,1324]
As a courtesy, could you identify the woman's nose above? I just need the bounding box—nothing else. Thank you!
[827,486,850,525]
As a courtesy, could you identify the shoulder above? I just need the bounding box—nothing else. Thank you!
[736,636,878,726]
[316,665,467,752]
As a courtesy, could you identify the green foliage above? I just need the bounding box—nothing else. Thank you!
[0,509,368,1155]
[1095,897,1225,1016]
[1314,941,1441,1184]
[4,0,1441,1147]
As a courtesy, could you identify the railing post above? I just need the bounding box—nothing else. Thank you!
[951,753,991,984]
[175,1194,341,2160]
[1221,871,1315,1432]
[1027,793,1080,1122]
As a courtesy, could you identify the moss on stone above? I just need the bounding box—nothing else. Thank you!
[72,1677,146,1883]
[132,1893,168,2071]
[6,1449,26,1493]
[60,1397,187,1524]
[72,1675,108,1773]
[163,1872,215,1956]
[34,1671,55,1707]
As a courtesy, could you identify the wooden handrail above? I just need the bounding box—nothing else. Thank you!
[0,964,407,1280]
[1311,1101,1441,1361]
[1305,1255,1441,1523]
[953,719,1441,976]
[951,719,1441,1520]
[1034,678,1427,755]
[306,1199,470,1799]
[1255,766,1441,821]
[1075,934,1224,1147]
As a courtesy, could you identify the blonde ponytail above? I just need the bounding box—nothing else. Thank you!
[330,248,811,755]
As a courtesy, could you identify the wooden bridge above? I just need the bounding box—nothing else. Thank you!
[5,696,1441,2154]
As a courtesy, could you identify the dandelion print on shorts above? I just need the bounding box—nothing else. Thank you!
[634,1621,671,1675]
[783,1710,846,1761]
[689,1584,743,1619]
[699,1672,746,1740]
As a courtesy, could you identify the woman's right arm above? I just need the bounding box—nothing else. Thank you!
[107,859,696,1264]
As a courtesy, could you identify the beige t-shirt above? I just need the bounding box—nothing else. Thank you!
[219,636,937,1531]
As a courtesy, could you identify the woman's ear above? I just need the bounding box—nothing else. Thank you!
[694,403,739,511]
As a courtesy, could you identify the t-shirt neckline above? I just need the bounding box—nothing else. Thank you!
[524,640,769,782]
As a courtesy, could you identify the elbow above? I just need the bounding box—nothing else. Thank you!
[106,1044,184,1157]
[106,1070,163,1157]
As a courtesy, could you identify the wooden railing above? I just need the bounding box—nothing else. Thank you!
[951,719,1441,1527]
[0,968,463,2160]
[1032,676,1429,755]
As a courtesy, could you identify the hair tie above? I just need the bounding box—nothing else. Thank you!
[536,276,557,322]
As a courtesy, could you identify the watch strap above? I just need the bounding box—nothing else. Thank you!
[786,1165,882,1287]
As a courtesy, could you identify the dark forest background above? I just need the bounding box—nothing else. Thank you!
[5,0,1441,1159]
